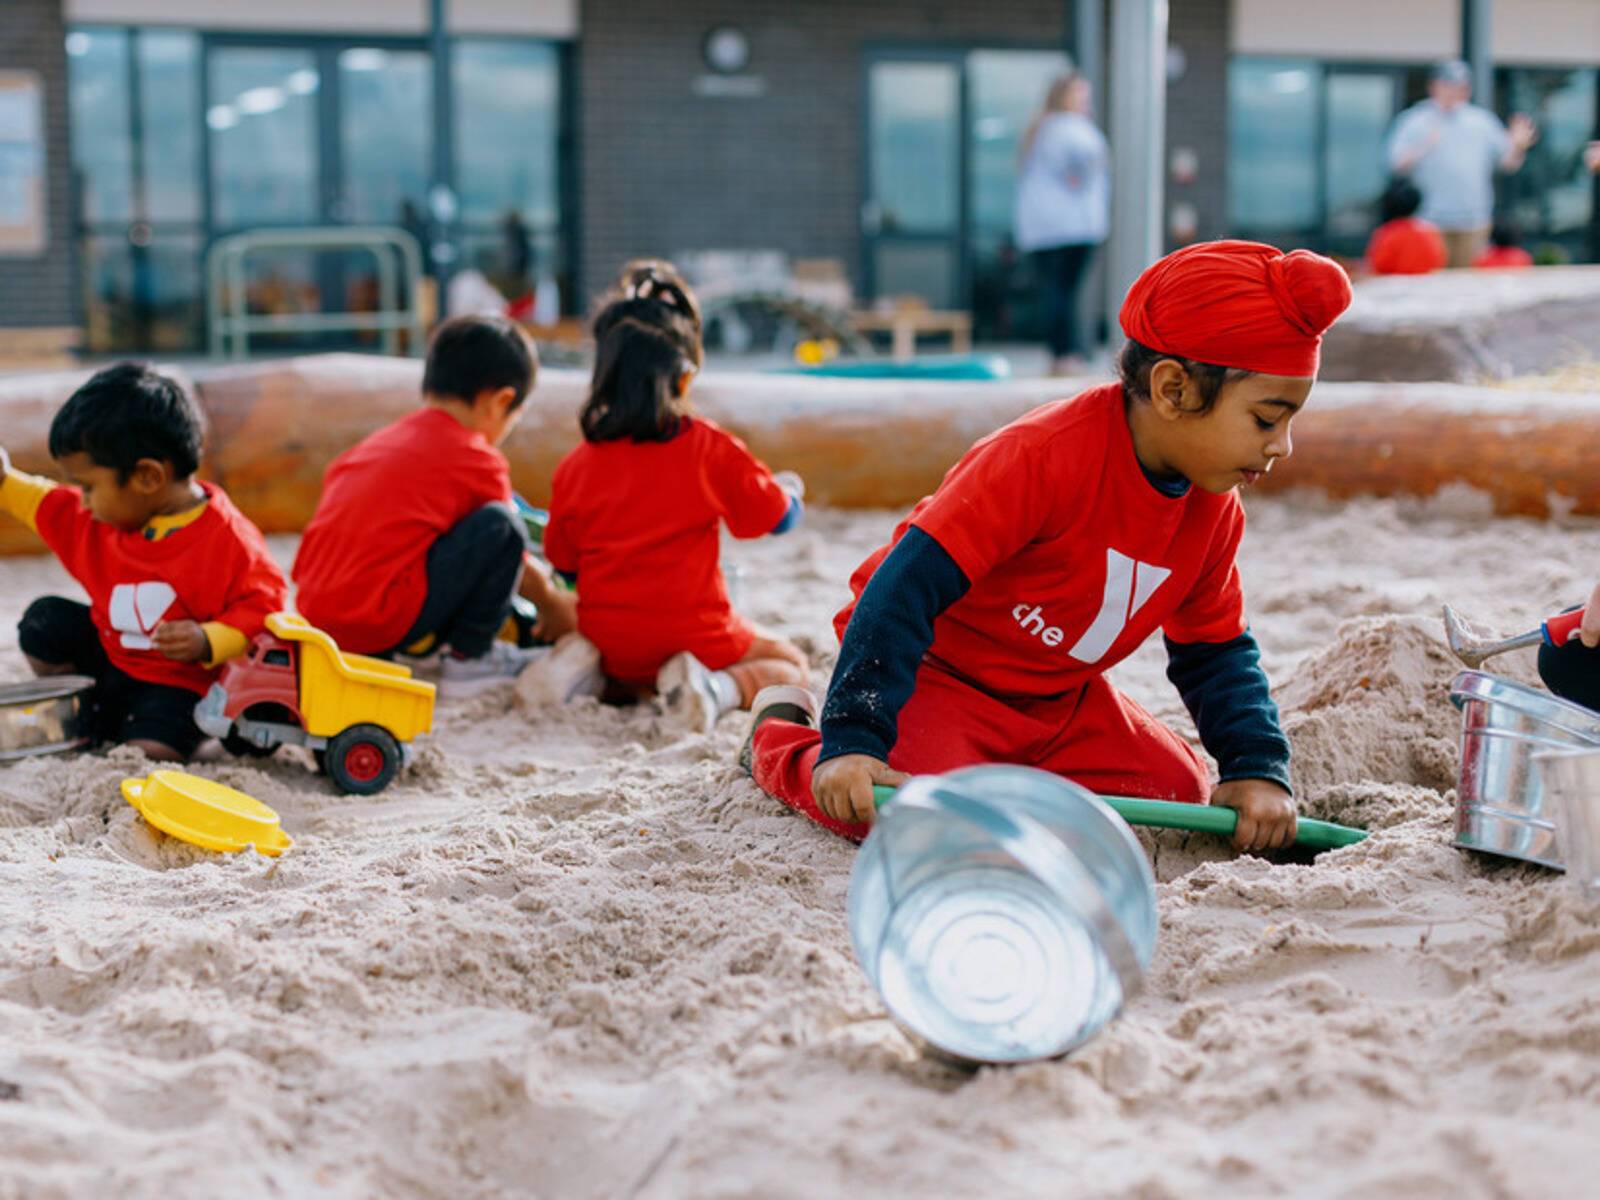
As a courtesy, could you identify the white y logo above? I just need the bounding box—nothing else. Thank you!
[108,582,177,650]
[1068,549,1170,663]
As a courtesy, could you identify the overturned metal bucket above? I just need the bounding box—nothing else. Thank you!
[1449,670,1600,869]
[848,765,1156,1066]
[0,675,95,761]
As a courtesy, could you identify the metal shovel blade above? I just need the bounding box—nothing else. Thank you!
[1442,604,1542,669]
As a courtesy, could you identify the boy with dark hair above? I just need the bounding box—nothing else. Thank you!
[293,314,575,695]
[0,363,287,761]
[1364,178,1447,276]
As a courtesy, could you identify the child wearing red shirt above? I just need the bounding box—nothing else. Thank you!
[531,263,807,731]
[1472,218,1534,269]
[0,364,286,760]
[1365,179,1447,275]
[741,241,1353,852]
[293,315,575,696]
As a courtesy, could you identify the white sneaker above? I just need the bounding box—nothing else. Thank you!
[515,633,605,707]
[438,640,541,697]
[656,651,736,734]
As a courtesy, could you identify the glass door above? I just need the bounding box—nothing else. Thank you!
[968,49,1073,339]
[67,27,206,352]
[205,38,433,349]
[863,53,964,311]
[863,47,1073,339]
[1323,68,1400,255]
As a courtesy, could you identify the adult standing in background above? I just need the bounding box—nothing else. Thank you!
[1014,72,1109,375]
[1386,60,1538,269]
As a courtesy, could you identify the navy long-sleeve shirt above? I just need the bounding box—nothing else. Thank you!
[818,526,1292,793]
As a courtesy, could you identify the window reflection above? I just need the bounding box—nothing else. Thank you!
[455,41,561,228]
[208,47,319,228]
[1325,73,1396,244]
[138,31,200,223]
[968,49,1071,340]
[1498,67,1597,259]
[1229,58,1320,238]
[870,62,960,234]
[67,28,133,224]
[340,48,432,225]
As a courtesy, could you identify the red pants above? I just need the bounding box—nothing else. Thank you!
[750,659,1210,840]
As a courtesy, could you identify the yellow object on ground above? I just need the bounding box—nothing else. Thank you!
[264,612,434,742]
[121,770,293,856]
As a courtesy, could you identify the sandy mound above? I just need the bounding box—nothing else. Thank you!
[1279,614,1465,797]
[2,500,1599,1199]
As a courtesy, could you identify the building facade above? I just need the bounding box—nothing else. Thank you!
[1,0,1596,355]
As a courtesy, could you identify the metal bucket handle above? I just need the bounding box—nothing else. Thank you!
[888,775,1147,1005]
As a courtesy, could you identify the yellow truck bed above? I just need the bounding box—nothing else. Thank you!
[266,612,435,741]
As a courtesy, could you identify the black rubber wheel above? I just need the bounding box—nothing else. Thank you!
[324,724,402,795]
[222,733,276,758]
[219,703,297,759]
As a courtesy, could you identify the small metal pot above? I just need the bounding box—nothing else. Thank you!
[0,675,95,760]
[1449,670,1600,869]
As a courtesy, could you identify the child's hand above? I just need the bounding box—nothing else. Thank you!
[153,619,209,663]
[774,470,806,500]
[1581,581,1600,648]
[813,754,907,827]
[1211,778,1297,852]
[519,562,579,642]
[0,445,11,477]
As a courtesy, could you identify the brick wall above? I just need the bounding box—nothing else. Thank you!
[1166,0,1231,247]
[577,0,1067,304]
[0,0,77,334]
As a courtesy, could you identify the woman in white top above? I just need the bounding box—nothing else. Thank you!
[1014,73,1110,374]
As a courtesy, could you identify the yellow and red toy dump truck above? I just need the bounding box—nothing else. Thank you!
[196,612,436,795]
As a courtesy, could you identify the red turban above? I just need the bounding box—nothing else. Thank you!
[1119,240,1353,377]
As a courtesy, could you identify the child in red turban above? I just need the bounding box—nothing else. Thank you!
[741,239,1352,852]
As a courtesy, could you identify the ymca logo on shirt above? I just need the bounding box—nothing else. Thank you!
[1011,548,1171,664]
[108,582,177,649]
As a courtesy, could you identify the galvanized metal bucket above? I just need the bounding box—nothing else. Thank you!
[848,765,1157,1066]
[0,676,95,760]
[1449,670,1600,869]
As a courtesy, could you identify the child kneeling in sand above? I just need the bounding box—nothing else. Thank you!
[740,241,1353,852]
[0,364,287,760]
[292,314,575,697]
[527,262,808,730]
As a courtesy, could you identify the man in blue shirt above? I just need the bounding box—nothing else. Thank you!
[1386,60,1538,268]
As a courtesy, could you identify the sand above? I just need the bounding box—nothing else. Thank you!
[2,494,1599,1199]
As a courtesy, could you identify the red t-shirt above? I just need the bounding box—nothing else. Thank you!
[293,407,512,653]
[545,417,790,684]
[835,384,1248,698]
[34,483,287,695]
[1473,245,1534,269]
[1365,217,1447,275]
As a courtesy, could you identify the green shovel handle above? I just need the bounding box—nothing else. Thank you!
[870,785,1365,851]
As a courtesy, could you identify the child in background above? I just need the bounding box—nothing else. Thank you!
[1472,218,1534,269]
[0,364,287,760]
[293,315,575,696]
[742,241,1353,852]
[532,263,808,731]
[1365,179,1447,276]
[1539,584,1600,711]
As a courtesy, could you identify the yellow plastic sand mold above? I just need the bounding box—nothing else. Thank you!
[121,770,293,857]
